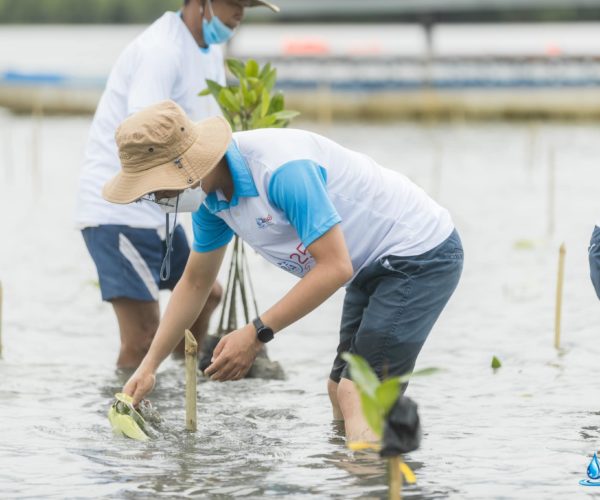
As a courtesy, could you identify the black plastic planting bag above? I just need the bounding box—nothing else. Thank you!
[198,334,285,380]
[380,396,421,457]
[199,334,220,373]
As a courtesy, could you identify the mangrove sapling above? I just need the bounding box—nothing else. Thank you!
[199,58,299,132]
[185,329,198,432]
[342,353,436,500]
[197,58,299,380]
[554,243,566,350]
[491,356,502,369]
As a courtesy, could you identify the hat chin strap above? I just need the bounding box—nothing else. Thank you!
[160,194,180,282]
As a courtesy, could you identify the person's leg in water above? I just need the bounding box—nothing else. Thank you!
[329,230,464,442]
[112,282,222,368]
[82,224,222,370]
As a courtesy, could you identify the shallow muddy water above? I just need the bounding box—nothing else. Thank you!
[1,115,600,499]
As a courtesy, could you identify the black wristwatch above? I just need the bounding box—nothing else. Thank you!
[252,317,274,343]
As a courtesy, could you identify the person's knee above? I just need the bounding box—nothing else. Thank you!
[336,378,358,411]
[206,281,223,310]
[119,314,159,356]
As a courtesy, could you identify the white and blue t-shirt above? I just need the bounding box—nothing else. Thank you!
[75,11,225,229]
[192,128,454,282]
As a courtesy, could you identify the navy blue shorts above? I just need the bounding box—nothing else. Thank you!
[330,229,464,383]
[82,224,190,302]
[589,226,600,300]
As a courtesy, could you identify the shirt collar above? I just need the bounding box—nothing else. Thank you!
[205,140,258,214]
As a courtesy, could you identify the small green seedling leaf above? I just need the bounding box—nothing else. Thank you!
[245,59,259,78]
[397,367,440,385]
[342,352,380,398]
[375,377,401,414]
[204,58,299,131]
[491,356,502,369]
[226,59,246,80]
[359,391,383,438]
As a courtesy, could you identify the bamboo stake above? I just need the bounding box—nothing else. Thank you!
[184,329,198,431]
[0,281,3,356]
[554,243,566,349]
[389,456,402,500]
[547,147,556,238]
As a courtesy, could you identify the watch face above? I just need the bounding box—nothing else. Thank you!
[257,327,274,343]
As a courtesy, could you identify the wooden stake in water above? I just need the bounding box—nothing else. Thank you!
[184,329,198,431]
[389,456,402,500]
[554,243,566,349]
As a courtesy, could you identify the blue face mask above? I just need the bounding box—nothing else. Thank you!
[202,0,235,46]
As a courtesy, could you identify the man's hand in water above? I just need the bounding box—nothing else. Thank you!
[205,324,262,381]
[123,368,156,406]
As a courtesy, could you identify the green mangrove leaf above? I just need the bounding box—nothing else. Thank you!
[263,68,277,92]
[397,367,439,385]
[245,59,259,78]
[375,377,401,415]
[244,90,258,108]
[260,88,271,118]
[258,62,272,80]
[269,93,284,113]
[360,391,383,437]
[218,88,241,113]
[253,115,277,129]
[226,58,246,80]
[271,110,301,122]
[342,352,380,398]
[199,79,223,100]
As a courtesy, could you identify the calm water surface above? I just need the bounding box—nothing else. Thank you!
[1,115,600,499]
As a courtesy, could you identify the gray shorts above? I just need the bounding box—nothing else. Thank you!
[330,229,464,383]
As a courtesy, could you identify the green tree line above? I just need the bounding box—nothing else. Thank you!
[0,0,183,24]
[0,0,598,23]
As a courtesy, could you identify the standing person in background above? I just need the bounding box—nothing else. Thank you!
[589,225,600,299]
[75,0,279,370]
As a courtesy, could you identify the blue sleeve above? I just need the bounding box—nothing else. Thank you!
[268,160,342,248]
[191,204,234,253]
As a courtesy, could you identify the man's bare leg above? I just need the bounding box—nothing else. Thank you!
[327,378,344,420]
[111,298,160,370]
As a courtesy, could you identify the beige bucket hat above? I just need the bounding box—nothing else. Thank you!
[103,100,232,205]
[250,1,280,12]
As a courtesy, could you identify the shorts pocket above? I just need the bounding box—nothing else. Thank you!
[379,255,422,278]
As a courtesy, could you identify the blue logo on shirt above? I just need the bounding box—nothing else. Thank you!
[581,453,600,486]
[276,259,304,276]
[256,214,274,229]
